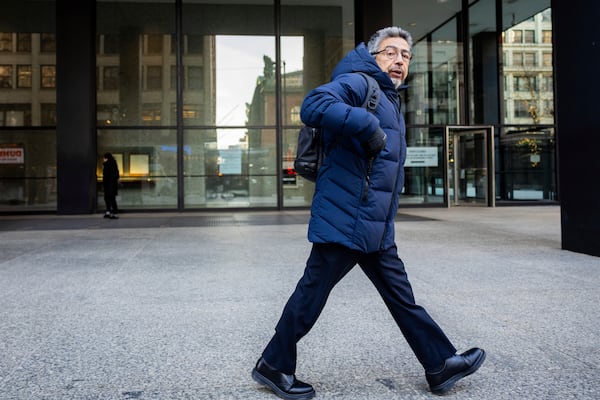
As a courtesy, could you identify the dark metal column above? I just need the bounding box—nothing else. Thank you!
[552,0,600,257]
[471,32,500,125]
[275,0,283,209]
[175,0,184,209]
[56,0,97,214]
[354,0,392,45]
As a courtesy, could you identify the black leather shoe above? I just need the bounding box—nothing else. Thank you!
[252,357,315,400]
[426,348,486,394]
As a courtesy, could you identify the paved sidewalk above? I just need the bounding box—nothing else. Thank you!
[0,206,598,399]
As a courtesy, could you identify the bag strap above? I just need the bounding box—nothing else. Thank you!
[356,72,380,113]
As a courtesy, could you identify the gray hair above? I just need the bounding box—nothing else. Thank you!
[367,26,413,54]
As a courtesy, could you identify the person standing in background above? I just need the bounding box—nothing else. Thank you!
[102,152,120,219]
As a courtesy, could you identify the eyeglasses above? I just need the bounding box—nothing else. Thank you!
[371,46,412,62]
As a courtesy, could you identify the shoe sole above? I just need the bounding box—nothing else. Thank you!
[430,350,486,395]
[252,368,315,400]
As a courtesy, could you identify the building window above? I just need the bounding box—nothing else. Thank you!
[97,104,119,125]
[103,66,119,90]
[540,75,553,91]
[40,33,56,53]
[290,106,301,123]
[0,105,31,126]
[0,33,12,52]
[142,103,162,124]
[182,104,200,121]
[514,100,532,118]
[543,52,552,67]
[187,35,204,55]
[514,75,537,92]
[146,66,162,90]
[41,65,56,88]
[187,66,203,90]
[145,34,163,54]
[542,99,553,116]
[41,103,57,125]
[513,52,523,66]
[512,30,523,43]
[17,33,31,52]
[524,52,536,66]
[17,65,31,88]
[103,34,119,54]
[0,65,13,88]
[542,30,552,44]
[523,30,535,43]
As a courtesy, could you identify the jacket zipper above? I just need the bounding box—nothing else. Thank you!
[362,157,374,203]
[378,160,401,252]
[378,92,405,251]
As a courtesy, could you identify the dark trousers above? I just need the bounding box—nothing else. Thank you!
[262,243,456,374]
[104,194,118,214]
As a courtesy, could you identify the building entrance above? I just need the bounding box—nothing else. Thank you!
[445,126,495,207]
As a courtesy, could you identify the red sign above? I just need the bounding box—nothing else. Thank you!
[0,147,25,164]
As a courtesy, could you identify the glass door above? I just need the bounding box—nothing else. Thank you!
[445,126,495,207]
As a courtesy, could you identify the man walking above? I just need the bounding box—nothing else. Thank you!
[252,27,485,399]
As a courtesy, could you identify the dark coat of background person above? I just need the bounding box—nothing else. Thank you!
[102,153,120,218]
[102,155,119,197]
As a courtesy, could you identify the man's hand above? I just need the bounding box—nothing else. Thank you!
[361,127,387,158]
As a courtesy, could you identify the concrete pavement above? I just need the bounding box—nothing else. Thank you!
[0,205,598,399]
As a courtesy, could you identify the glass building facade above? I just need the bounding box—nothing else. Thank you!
[0,0,556,213]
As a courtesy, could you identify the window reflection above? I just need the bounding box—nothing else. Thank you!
[183,128,277,208]
[40,65,56,88]
[97,129,178,208]
[0,1,57,211]
[214,35,275,131]
[97,1,176,126]
[17,65,32,88]
[413,18,462,125]
[17,33,31,52]
[502,8,554,125]
[94,1,351,209]
[0,33,12,52]
[40,33,56,53]
[0,65,12,88]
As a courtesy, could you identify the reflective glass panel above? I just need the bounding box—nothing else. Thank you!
[0,1,56,211]
[97,129,178,208]
[502,6,554,125]
[497,1,555,203]
[281,0,354,207]
[0,129,56,211]
[431,19,461,125]
[182,1,275,128]
[96,1,176,126]
[184,128,277,208]
[498,126,556,201]
[182,1,275,208]
[469,0,498,124]
[402,127,445,205]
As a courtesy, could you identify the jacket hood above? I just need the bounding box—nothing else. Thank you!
[331,42,396,92]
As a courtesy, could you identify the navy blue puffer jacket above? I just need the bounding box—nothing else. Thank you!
[300,43,407,253]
